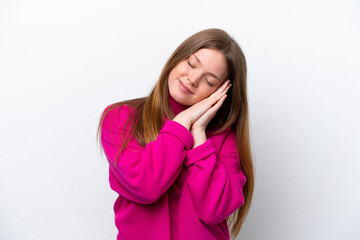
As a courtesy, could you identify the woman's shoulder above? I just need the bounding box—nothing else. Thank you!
[104,103,135,117]
[102,103,132,120]
[101,102,140,130]
[103,97,145,120]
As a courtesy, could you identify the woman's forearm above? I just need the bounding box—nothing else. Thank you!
[191,129,207,148]
[173,114,192,130]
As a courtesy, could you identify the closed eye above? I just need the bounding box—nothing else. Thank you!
[187,60,194,68]
[205,77,214,87]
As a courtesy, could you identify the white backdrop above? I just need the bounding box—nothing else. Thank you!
[1,0,359,239]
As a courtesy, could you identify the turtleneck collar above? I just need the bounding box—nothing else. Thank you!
[168,90,190,116]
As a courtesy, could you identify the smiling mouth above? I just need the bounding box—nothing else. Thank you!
[179,80,193,94]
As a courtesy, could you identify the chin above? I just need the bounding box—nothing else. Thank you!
[175,95,189,106]
[173,92,192,106]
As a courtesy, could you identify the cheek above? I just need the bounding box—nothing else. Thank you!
[196,87,215,100]
[173,63,188,76]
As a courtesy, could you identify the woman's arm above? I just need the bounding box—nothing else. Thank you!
[184,129,246,225]
[101,105,194,205]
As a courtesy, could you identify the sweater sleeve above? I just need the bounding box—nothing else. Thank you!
[184,129,247,225]
[101,105,194,204]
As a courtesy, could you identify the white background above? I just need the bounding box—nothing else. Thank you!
[1,0,359,239]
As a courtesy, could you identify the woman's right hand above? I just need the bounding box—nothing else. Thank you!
[173,79,231,130]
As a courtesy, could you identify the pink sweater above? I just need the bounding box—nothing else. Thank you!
[100,93,246,240]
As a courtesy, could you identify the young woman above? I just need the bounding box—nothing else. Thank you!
[97,28,254,240]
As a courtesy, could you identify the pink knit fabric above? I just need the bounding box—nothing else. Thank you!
[100,93,246,240]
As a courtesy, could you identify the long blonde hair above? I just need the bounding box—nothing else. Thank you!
[97,28,254,239]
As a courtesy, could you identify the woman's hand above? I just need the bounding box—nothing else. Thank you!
[190,88,229,132]
[190,81,231,147]
[173,79,232,131]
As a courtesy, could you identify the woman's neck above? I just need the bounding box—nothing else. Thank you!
[168,90,189,116]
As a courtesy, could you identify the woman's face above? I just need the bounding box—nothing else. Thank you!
[168,48,228,106]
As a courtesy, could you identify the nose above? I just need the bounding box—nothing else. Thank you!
[187,71,201,87]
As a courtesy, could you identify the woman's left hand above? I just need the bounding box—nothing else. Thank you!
[190,82,231,147]
[191,94,228,132]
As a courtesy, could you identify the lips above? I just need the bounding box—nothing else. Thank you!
[179,80,193,94]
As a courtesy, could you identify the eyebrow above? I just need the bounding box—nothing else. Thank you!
[192,54,221,82]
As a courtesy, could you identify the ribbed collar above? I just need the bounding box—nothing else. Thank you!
[168,90,190,116]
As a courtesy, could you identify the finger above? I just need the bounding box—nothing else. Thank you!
[211,79,229,94]
[207,95,227,115]
[206,88,229,109]
[225,83,232,93]
[211,80,231,99]
[214,82,231,101]
[213,94,227,110]
[195,80,230,111]
[217,79,231,94]
[193,94,227,126]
